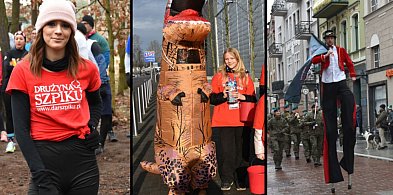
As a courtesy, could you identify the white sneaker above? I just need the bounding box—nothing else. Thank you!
[5,141,15,153]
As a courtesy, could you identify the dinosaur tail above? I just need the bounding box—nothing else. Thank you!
[140,161,160,174]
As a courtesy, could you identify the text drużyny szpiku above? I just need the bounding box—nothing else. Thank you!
[34,80,83,112]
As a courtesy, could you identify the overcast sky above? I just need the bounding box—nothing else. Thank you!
[133,0,167,50]
[133,0,273,49]
[267,0,273,22]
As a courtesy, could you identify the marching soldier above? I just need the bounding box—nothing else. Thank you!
[310,105,324,167]
[283,104,292,157]
[267,109,289,170]
[288,106,301,160]
[300,109,313,163]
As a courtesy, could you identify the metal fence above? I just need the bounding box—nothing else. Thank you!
[132,77,154,137]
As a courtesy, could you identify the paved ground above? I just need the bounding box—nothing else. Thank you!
[267,142,393,195]
[132,87,393,195]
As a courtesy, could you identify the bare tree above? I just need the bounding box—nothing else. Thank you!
[237,0,263,82]
[0,0,10,52]
[133,34,144,68]
[224,1,230,48]
[10,0,19,33]
[31,0,40,25]
[147,40,161,63]
[205,0,216,73]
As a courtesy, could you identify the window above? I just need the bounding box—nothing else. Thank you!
[372,45,380,68]
[289,16,293,38]
[352,14,359,51]
[286,19,289,41]
[306,1,311,22]
[371,0,378,12]
[341,21,347,49]
[292,14,296,35]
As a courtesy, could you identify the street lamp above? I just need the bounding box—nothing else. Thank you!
[214,0,234,69]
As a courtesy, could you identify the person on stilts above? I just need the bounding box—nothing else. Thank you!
[311,30,357,193]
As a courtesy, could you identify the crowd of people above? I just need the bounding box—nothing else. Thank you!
[0,0,125,193]
[267,105,324,170]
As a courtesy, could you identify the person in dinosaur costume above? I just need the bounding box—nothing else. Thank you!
[140,1,217,194]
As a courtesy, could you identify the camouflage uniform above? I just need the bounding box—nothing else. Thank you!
[288,112,301,159]
[283,110,292,157]
[267,114,289,169]
[267,111,274,153]
[300,111,313,163]
[310,110,324,166]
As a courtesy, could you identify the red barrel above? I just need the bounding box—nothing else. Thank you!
[247,165,265,194]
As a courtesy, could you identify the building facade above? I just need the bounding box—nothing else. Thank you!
[207,0,265,79]
[268,0,319,112]
[364,0,393,127]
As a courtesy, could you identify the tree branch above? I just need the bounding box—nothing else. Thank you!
[97,0,110,13]
[76,0,96,14]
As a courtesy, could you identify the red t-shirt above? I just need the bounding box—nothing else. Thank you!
[6,58,101,141]
[211,72,255,127]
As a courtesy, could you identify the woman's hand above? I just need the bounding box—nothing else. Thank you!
[232,92,246,100]
[256,153,265,160]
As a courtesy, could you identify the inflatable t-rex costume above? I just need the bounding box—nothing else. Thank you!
[140,0,217,194]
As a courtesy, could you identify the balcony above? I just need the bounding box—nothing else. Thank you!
[286,0,300,3]
[271,0,287,16]
[269,43,283,58]
[295,21,312,40]
[313,0,348,18]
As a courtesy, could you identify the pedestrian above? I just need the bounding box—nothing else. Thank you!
[300,109,313,163]
[288,106,301,160]
[267,109,289,170]
[283,104,292,157]
[6,0,102,193]
[75,23,97,65]
[2,30,28,152]
[125,35,130,87]
[0,47,6,142]
[81,14,117,142]
[210,47,256,191]
[25,28,37,52]
[253,65,266,163]
[311,29,357,186]
[310,105,324,167]
[77,22,116,154]
[375,104,388,149]
[387,105,393,144]
[356,104,363,134]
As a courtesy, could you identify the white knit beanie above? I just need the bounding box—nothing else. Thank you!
[35,0,77,33]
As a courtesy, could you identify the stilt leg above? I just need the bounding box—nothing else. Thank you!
[348,174,352,189]
[330,183,335,193]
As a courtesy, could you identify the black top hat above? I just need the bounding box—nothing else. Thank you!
[323,30,336,39]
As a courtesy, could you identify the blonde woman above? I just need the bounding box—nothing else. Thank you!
[210,48,256,191]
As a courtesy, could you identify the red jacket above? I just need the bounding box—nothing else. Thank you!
[211,72,255,127]
[311,45,356,78]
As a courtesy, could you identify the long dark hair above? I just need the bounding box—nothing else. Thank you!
[27,26,82,78]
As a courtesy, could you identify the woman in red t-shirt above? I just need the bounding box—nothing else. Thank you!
[5,1,102,194]
[210,48,256,191]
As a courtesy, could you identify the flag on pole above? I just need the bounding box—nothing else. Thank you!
[284,34,328,103]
